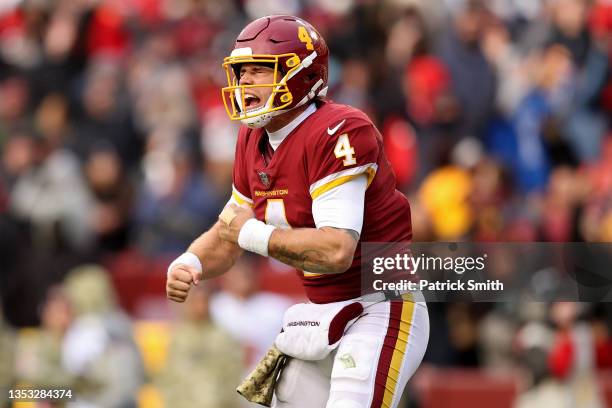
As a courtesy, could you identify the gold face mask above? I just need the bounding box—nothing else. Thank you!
[221,53,302,123]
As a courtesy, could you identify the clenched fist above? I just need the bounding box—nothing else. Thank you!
[218,204,255,244]
[166,263,201,303]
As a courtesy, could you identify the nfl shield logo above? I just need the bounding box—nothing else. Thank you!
[258,171,270,188]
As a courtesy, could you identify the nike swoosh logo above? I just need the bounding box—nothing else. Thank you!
[327,119,346,136]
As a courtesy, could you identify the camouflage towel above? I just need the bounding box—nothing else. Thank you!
[236,344,289,407]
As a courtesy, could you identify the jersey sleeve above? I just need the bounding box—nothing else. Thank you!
[312,174,367,234]
[231,127,253,207]
[307,122,380,201]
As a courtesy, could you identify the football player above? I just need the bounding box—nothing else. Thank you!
[166,15,429,408]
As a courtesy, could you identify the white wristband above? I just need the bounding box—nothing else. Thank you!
[238,219,276,257]
[167,252,202,277]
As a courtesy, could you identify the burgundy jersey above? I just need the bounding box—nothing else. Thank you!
[232,101,412,303]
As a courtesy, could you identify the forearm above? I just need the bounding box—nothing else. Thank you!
[267,227,356,274]
[187,221,242,279]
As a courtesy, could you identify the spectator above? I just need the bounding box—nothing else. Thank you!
[491,44,573,193]
[156,284,244,408]
[0,75,30,144]
[70,59,143,168]
[548,0,610,161]
[84,146,134,254]
[14,286,74,389]
[437,0,497,139]
[62,265,145,408]
[513,316,564,408]
[210,256,292,367]
[134,134,225,254]
[546,302,605,407]
[9,111,94,252]
[417,164,473,240]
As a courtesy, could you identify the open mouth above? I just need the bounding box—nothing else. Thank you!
[244,93,262,111]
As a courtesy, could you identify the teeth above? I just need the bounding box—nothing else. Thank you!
[245,94,257,101]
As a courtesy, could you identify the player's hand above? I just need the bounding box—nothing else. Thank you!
[218,204,255,244]
[166,264,201,303]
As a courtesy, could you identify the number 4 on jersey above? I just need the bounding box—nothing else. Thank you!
[334,134,356,166]
[265,199,291,228]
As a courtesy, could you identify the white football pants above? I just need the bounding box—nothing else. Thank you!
[272,298,429,408]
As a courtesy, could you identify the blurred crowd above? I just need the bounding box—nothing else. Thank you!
[0,0,612,406]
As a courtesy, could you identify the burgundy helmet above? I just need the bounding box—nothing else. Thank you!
[221,15,329,128]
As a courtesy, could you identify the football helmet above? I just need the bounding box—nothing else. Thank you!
[221,15,329,128]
